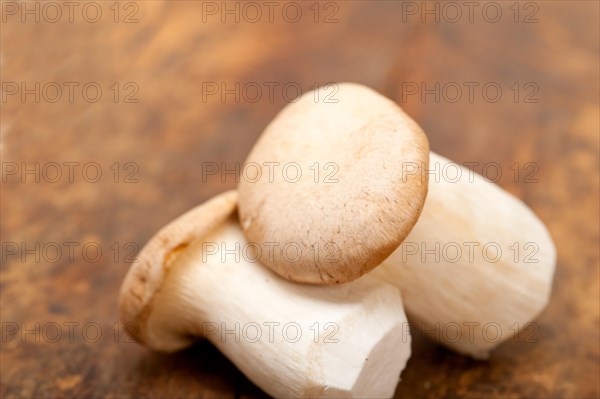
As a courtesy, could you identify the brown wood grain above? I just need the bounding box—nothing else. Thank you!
[1,1,598,398]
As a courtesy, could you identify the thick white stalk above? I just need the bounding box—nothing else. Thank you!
[145,218,411,398]
[373,152,556,358]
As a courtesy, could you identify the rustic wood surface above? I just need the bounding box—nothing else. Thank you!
[1,1,598,398]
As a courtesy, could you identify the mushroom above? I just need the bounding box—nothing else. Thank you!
[238,83,556,358]
[238,82,429,284]
[373,152,556,358]
[119,191,412,398]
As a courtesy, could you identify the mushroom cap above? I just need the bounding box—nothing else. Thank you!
[238,83,429,284]
[118,190,237,347]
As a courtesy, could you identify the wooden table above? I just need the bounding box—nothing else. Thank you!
[1,1,598,397]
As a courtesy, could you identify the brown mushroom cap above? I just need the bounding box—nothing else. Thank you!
[118,190,237,348]
[238,83,429,284]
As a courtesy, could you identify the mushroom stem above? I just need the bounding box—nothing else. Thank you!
[372,152,556,359]
[140,215,411,398]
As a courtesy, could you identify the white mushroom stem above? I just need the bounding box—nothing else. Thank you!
[372,152,556,359]
[145,217,411,398]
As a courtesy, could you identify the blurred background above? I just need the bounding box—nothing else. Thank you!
[1,1,598,398]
